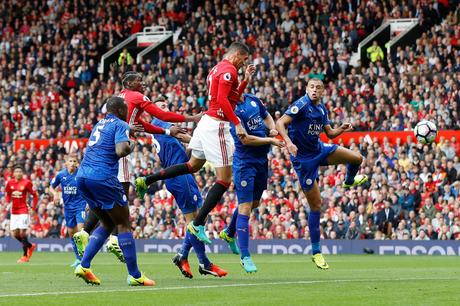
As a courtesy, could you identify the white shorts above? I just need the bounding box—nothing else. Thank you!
[118,155,132,183]
[10,214,29,230]
[189,115,234,167]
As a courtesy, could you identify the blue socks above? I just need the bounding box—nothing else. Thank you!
[188,231,211,268]
[236,214,250,259]
[227,208,238,237]
[81,226,110,268]
[118,232,141,278]
[345,163,360,185]
[71,238,81,260]
[308,211,321,255]
[179,232,193,260]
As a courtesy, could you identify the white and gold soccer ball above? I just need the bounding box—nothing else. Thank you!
[414,120,437,144]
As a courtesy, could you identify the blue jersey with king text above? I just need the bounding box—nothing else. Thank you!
[285,94,330,158]
[231,94,269,161]
[151,119,188,166]
[78,114,130,180]
[50,168,86,211]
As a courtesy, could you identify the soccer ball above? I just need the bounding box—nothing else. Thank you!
[414,120,437,144]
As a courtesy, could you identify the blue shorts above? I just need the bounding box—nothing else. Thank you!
[165,174,202,215]
[233,159,268,204]
[292,143,338,191]
[64,207,86,228]
[76,177,128,211]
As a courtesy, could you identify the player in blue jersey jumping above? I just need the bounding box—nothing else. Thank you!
[150,97,228,278]
[219,94,284,273]
[74,96,154,286]
[276,78,367,270]
[50,154,87,268]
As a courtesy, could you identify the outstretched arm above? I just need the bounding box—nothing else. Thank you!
[323,123,353,139]
[275,114,297,157]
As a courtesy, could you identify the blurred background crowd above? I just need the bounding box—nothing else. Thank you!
[1,0,460,242]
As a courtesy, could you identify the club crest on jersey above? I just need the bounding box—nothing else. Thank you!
[251,101,257,107]
[306,179,313,185]
[193,195,198,201]
[241,180,247,187]
[223,72,232,81]
[291,106,299,114]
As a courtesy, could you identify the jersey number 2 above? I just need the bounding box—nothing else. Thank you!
[88,124,105,146]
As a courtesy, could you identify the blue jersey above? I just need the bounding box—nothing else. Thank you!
[231,94,269,160]
[285,94,330,158]
[151,118,202,214]
[78,114,130,180]
[151,119,188,166]
[50,168,86,211]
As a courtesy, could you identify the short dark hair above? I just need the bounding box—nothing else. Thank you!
[13,164,24,171]
[227,42,250,55]
[121,71,142,87]
[106,96,126,113]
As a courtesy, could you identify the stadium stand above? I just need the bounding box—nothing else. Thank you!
[1,0,460,241]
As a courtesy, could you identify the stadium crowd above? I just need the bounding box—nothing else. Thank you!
[1,0,460,242]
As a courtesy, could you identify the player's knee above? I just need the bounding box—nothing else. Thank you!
[238,203,252,216]
[186,161,201,173]
[353,153,364,165]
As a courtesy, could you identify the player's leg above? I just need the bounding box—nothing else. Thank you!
[188,165,232,244]
[65,209,82,266]
[135,156,205,198]
[16,213,35,261]
[106,202,154,286]
[237,166,266,273]
[12,225,28,263]
[76,207,114,285]
[73,209,98,257]
[302,182,329,270]
[219,207,239,252]
[236,202,256,272]
[104,182,132,263]
[325,146,367,188]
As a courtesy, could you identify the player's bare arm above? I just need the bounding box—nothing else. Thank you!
[240,134,284,147]
[323,123,353,139]
[263,113,278,136]
[276,114,298,157]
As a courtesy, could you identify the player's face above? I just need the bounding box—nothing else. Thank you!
[155,101,168,111]
[13,168,23,180]
[66,157,78,172]
[131,76,145,92]
[118,104,128,121]
[306,80,324,102]
[234,51,249,69]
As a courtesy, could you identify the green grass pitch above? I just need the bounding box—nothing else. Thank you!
[0,252,459,305]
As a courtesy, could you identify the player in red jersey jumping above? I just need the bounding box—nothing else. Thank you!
[136,42,255,254]
[5,165,38,263]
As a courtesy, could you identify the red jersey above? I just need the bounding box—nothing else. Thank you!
[118,89,186,134]
[206,59,247,125]
[5,178,38,214]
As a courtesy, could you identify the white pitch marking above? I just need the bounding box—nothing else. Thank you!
[0,277,458,298]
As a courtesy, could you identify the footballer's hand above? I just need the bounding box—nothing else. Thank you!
[271,138,285,148]
[286,142,298,157]
[269,129,279,137]
[235,123,248,140]
[186,112,203,123]
[244,64,256,80]
[340,123,353,132]
[170,125,187,138]
[129,124,144,138]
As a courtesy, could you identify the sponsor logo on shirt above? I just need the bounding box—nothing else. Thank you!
[307,123,323,135]
[247,116,263,131]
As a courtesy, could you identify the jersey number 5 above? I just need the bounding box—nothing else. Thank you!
[88,124,105,146]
